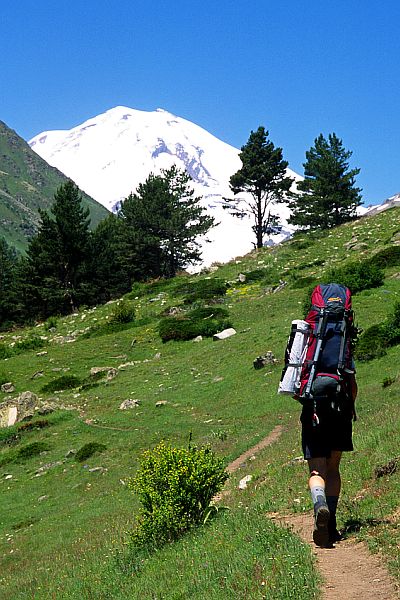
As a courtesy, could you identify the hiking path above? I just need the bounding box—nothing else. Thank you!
[222,424,398,600]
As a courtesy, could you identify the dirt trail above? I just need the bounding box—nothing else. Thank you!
[272,512,398,600]
[224,425,398,600]
[226,424,283,473]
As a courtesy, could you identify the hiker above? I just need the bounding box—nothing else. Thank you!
[278,283,358,547]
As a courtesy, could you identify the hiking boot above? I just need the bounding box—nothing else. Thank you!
[328,527,342,543]
[312,498,330,547]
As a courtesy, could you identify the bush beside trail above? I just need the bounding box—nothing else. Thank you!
[129,441,228,549]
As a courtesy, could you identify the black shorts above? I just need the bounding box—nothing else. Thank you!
[301,400,354,459]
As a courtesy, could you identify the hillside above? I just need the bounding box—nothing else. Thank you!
[0,207,399,598]
[0,121,108,251]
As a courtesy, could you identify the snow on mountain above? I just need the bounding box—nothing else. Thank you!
[29,106,301,267]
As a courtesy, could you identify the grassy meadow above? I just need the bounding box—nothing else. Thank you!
[0,207,399,599]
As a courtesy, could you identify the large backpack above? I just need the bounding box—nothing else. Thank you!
[279,283,357,424]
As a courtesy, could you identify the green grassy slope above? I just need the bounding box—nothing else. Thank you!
[0,208,399,598]
[0,121,108,251]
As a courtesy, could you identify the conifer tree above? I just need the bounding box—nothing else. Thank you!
[289,133,362,229]
[223,127,293,248]
[88,214,131,303]
[22,181,91,318]
[119,166,215,279]
[0,237,18,327]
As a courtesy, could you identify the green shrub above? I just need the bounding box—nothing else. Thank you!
[368,246,400,269]
[44,316,58,331]
[15,441,50,462]
[0,372,8,385]
[41,375,82,393]
[382,376,397,388]
[75,442,107,462]
[354,324,389,361]
[0,429,20,447]
[355,301,400,361]
[158,306,232,342]
[0,344,13,359]
[81,320,139,340]
[181,278,228,304]
[110,299,136,324]
[325,261,384,294]
[14,336,47,353]
[385,301,400,345]
[129,440,228,549]
[241,268,268,282]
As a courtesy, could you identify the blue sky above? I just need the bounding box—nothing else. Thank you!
[2,0,400,206]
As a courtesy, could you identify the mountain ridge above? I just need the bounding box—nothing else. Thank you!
[0,120,108,251]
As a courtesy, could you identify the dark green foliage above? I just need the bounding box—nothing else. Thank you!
[41,375,82,393]
[119,166,215,280]
[81,319,141,340]
[129,441,228,548]
[368,246,400,269]
[75,442,107,462]
[179,278,228,304]
[288,237,314,250]
[15,441,50,462]
[0,372,8,385]
[355,301,400,361]
[20,180,92,320]
[87,214,132,303]
[223,126,293,248]
[354,324,389,361]
[241,268,268,282]
[44,316,58,331]
[382,377,396,388]
[0,343,13,359]
[326,261,384,294]
[289,133,362,230]
[13,336,47,353]
[0,237,19,328]
[109,299,136,324]
[0,427,20,447]
[159,306,232,342]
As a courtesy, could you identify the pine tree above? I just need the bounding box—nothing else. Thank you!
[289,133,362,230]
[0,237,18,327]
[87,214,131,303]
[119,166,215,279]
[223,127,293,248]
[22,181,91,318]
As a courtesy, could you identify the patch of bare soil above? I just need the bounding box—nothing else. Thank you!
[270,512,398,600]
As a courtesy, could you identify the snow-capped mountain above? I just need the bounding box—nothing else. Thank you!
[29,106,301,267]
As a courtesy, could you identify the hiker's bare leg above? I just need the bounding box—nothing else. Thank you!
[307,457,330,546]
[307,457,327,489]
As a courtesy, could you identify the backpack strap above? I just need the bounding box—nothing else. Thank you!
[337,310,349,372]
[303,308,328,398]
